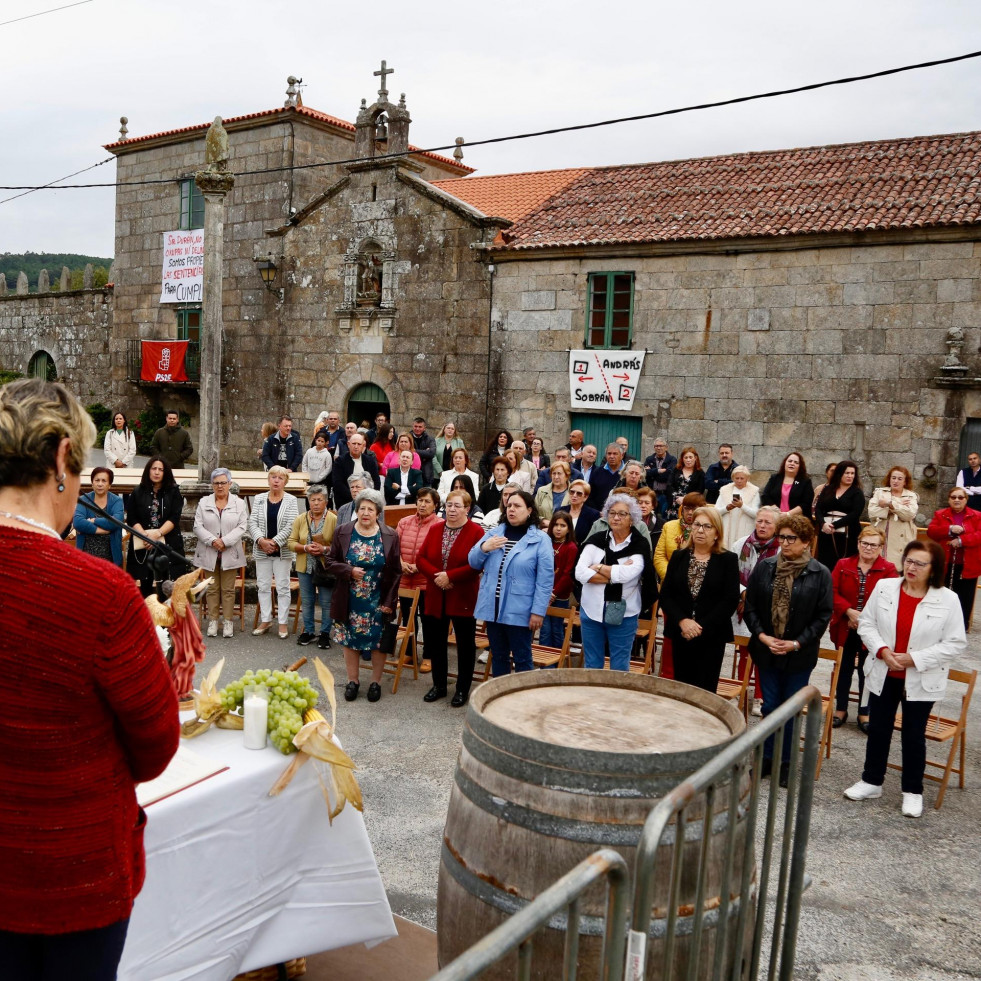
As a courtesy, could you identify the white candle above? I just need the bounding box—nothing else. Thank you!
[243,694,268,750]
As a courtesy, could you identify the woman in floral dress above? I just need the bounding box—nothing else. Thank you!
[326,489,401,703]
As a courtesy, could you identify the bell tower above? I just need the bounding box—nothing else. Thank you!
[354,60,412,160]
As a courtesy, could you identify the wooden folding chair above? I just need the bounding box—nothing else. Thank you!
[382,587,420,693]
[889,667,977,809]
[450,622,492,685]
[232,566,246,630]
[600,605,659,674]
[798,645,843,779]
[531,605,576,669]
[253,574,300,632]
[718,633,754,719]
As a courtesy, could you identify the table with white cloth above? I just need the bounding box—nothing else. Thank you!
[118,717,396,981]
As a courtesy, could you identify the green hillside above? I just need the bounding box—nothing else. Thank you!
[1,252,113,292]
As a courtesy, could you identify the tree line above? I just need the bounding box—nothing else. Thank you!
[1,252,113,292]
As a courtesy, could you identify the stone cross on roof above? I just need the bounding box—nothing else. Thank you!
[374,60,394,101]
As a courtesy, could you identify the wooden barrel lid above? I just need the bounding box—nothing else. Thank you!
[482,684,733,754]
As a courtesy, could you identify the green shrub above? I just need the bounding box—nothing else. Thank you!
[86,402,113,447]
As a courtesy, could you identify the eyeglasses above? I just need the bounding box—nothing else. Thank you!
[608,510,631,518]
[691,522,715,531]
[569,490,585,497]
[777,534,799,543]
[858,540,881,548]
[950,496,968,501]
[212,480,229,486]
[904,558,930,568]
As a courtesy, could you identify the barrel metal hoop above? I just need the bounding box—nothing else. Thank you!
[461,726,704,798]
[440,841,749,940]
[453,768,745,847]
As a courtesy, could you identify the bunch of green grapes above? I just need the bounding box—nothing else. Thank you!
[218,669,320,754]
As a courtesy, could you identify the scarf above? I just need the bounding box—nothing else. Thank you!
[770,551,811,639]
[674,517,693,550]
[738,533,780,587]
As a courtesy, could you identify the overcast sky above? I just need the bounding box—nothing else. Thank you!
[3,0,981,258]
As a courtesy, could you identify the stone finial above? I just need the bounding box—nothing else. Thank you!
[37,269,49,292]
[944,324,966,368]
[0,274,6,296]
[83,264,93,289]
[119,116,129,140]
[454,137,465,162]
[204,116,230,172]
[60,266,70,291]
[107,261,116,284]
[398,93,406,110]
[17,271,28,295]
[374,59,394,102]
[285,75,303,108]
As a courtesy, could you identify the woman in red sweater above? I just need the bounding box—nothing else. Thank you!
[538,511,579,649]
[926,487,981,628]
[0,379,180,977]
[830,526,898,731]
[416,489,485,707]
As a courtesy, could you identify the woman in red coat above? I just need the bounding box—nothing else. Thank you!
[416,489,485,707]
[927,487,981,628]
[830,526,898,731]
[538,510,578,648]
[0,379,180,977]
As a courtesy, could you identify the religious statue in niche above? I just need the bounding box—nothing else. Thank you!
[357,251,383,306]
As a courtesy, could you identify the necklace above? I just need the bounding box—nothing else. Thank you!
[0,510,61,539]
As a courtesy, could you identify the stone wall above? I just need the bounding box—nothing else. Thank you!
[0,287,113,402]
[488,238,981,513]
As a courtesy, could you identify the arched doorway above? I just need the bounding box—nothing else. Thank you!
[347,382,389,429]
[28,350,57,381]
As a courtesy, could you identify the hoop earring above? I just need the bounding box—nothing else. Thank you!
[57,472,66,493]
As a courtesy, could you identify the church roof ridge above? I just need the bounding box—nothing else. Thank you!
[104,104,472,173]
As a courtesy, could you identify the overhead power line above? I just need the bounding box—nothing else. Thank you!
[0,157,114,206]
[0,0,95,29]
[2,46,981,192]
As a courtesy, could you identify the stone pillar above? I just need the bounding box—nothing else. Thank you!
[193,121,235,484]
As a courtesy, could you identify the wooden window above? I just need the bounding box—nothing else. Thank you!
[179,179,204,230]
[177,308,201,342]
[586,272,634,349]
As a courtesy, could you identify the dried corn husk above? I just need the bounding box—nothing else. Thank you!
[267,658,362,824]
[180,657,244,737]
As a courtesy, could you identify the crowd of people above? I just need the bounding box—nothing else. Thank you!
[82,404,978,816]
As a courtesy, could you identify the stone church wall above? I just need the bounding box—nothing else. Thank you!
[489,238,981,513]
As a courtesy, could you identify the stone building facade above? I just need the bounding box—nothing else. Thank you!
[2,70,980,517]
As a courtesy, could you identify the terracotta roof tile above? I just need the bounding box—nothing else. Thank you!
[104,105,472,173]
[494,132,981,250]
[430,168,589,222]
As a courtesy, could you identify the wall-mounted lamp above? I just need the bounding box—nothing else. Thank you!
[254,255,278,290]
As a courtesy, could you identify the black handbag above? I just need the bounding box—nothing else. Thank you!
[307,515,336,587]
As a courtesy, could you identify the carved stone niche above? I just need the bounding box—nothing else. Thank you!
[337,239,397,332]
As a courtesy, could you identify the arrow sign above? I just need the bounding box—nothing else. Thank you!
[568,350,646,412]
[578,375,593,382]
[612,373,629,381]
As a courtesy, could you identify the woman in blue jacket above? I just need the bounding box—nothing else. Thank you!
[470,490,554,676]
[73,466,124,566]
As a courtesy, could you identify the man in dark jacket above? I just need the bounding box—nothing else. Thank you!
[643,437,676,516]
[151,410,193,469]
[332,433,380,507]
[261,415,303,471]
[704,444,739,505]
[411,417,437,486]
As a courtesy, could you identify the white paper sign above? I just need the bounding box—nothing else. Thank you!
[568,350,646,411]
[160,229,204,303]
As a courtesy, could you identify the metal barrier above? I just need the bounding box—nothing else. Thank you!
[429,685,822,981]
[627,684,823,981]
[428,848,630,981]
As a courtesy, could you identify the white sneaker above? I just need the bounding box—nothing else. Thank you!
[901,793,923,818]
[751,699,762,718]
[223,620,234,638]
[207,620,218,638]
[843,780,883,801]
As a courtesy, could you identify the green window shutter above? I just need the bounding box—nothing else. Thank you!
[586,272,634,349]
[179,179,205,230]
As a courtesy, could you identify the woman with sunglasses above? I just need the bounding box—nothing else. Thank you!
[844,540,966,818]
[557,478,600,546]
[830,526,898,731]
[744,514,833,786]
[927,487,981,628]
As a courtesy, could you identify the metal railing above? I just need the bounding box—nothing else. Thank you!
[429,685,823,981]
[627,685,823,981]
[126,338,200,384]
[429,848,630,981]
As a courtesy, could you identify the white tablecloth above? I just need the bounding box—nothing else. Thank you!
[118,720,396,981]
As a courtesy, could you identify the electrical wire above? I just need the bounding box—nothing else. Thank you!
[2,46,980,192]
[0,157,114,206]
[0,0,94,29]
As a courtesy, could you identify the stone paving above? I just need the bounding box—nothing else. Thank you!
[189,613,980,980]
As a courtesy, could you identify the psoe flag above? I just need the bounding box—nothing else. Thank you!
[568,350,645,412]
[141,340,189,383]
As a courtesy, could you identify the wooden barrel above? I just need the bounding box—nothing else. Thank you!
[437,669,752,980]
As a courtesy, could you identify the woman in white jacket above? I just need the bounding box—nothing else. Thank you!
[715,466,760,548]
[844,539,966,818]
[104,411,137,468]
